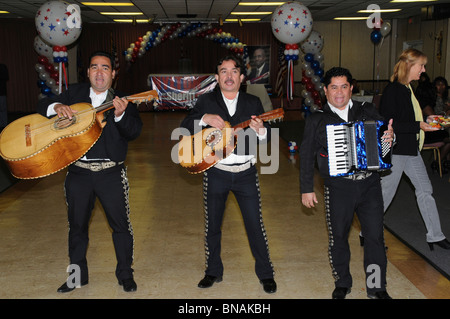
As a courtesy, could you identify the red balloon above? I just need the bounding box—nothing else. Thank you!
[301,76,311,85]
[50,71,59,80]
[38,56,49,65]
[45,64,54,73]
[305,83,315,91]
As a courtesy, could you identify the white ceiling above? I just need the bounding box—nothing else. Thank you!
[1,0,450,23]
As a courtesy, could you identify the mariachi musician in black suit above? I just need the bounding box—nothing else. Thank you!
[180,55,276,294]
[37,51,142,293]
[299,67,394,299]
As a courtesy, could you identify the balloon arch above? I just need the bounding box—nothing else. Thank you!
[124,23,248,65]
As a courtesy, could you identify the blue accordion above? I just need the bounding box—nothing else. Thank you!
[326,120,392,177]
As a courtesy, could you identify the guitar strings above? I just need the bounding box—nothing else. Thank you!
[29,93,154,134]
[29,100,116,134]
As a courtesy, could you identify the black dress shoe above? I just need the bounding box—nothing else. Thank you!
[198,275,222,288]
[428,238,450,251]
[367,290,392,299]
[57,280,88,293]
[119,278,137,292]
[332,287,351,299]
[260,278,277,294]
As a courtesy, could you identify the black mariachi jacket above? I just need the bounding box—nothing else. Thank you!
[180,88,271,156]
[37,82,142,162]
[299,100,385,194]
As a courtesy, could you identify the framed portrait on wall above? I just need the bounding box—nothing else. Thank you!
[246,45,270,84]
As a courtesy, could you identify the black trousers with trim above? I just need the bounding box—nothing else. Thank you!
[64,164,134,283]
[324,173,387,293]
[202,165,274,280]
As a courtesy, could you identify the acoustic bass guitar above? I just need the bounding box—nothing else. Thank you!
[178,108,284,174]
[0,90,158,179]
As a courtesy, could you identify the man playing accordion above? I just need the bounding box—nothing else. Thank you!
[299,67,394,299]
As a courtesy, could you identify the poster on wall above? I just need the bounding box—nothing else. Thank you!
[148,74,217,110]
[246,45,270,85]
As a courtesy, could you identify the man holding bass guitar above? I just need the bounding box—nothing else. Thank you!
[180,55,276,294]
[37,51,142,293]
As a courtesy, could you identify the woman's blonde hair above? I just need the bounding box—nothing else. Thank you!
[390,48,427,85]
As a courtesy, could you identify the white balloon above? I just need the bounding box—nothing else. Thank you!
[34,36,53,59]
[301,89,311,99]
[271,2,313,44]
[35,1,82,47]
[315,52,324,62]
[380,22,392,37]
[310,104,319,112]
[35,64,44,73]
[39,72,49,81]
[300,31,324,55]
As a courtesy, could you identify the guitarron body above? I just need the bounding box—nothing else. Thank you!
[178,108,284,174]
[0,90,158,179]
[178,122,238,173]
[0,102,101,179]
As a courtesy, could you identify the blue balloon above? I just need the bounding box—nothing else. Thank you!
[311,60,320,70]
[304,53,314,62]
[41,86,51,95]
[371,30,382,44]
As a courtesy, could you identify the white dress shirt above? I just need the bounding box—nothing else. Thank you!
[199,92,267,165]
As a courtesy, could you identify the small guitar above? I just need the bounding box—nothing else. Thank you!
[0,90,158,179]
[178,108,284,174]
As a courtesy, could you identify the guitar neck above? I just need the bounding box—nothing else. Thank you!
[232,112,279,130]
[93,90,158,113]
[94,96,131,113]
[233,118,253,130]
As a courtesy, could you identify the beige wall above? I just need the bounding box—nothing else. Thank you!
[294,17,450,95]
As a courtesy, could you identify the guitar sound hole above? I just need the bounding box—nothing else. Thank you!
[54,116,77,130]
[206,130,222,148]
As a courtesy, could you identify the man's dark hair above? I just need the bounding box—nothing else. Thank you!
[323,67,353,87]
[215,55,245,75]
[89,51,115,70]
